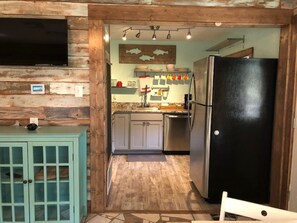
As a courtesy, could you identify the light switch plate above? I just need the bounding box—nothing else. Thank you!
[30,117,38,125]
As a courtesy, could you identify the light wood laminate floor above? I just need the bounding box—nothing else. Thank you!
[106,155,220,213]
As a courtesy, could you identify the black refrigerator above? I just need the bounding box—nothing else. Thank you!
[189,56,277,203]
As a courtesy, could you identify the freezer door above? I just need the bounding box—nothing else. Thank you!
[193,56,214,106]
[190,104,212,198]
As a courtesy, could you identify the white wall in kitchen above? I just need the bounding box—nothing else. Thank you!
[110,27,280,103]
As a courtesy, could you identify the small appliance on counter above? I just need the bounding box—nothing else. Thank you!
[184,94,192,109]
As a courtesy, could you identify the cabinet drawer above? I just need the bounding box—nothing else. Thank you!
[131,113,163,121]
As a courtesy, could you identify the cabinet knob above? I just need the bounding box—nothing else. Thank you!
[146,122,150,126]
[28,179,33,184]
[143,122,146,126]
[23,180,27,184]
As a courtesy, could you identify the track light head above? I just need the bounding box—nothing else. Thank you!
[186,29,192,40]
[122,32,127,41]
[136,30,141,38]
[152,31,156,40]
[167,31,171,40]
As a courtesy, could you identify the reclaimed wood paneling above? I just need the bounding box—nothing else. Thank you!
[0,95,89,107]
[49,83,90,95]
[69,57,89,68]
[0,107,46,119]
[153,0,280,8]
[89,19,107,212]
[88,4,292,25]
[69,44,89,56]
[0,0,91,207]
[0,82,50,95]
[0,68,89,82]
[8,0,290,9]
[44,107,90,119]
[39,119,90,126]
[0,1,87,16]
[68,16,89,30]
[69,30,89,44]
[0,106,89,120]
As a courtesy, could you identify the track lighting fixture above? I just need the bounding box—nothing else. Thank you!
[121,26,193,40]
[136,30,140,38]
[186,29,192,40]
[152,31,156,40]
[122,32,127,41]
[167,31,171,40]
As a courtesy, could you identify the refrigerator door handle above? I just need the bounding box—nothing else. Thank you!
[188,73,196,131]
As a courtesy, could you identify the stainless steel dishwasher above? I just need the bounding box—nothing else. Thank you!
[163,114,190,151]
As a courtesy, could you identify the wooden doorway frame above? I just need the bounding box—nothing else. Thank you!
[88,4,296,212]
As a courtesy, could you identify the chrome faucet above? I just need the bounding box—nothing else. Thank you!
[142,85,149,107]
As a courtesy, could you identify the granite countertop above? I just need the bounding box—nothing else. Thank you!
[112,103,190,115]
[112,107,189,114]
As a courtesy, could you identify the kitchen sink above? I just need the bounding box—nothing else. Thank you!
[134,107,160,111]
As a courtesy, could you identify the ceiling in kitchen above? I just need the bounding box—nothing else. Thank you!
[110,24,234,41]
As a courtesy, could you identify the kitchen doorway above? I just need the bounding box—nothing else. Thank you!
[88,5,296,212]
[106,23,280,213]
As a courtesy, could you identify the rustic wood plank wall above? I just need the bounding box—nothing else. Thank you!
[5,0,296,9]
[0,0,92,205]
[0,2,89,127]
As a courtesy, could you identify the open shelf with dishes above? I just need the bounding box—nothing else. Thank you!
[134,68,191,77]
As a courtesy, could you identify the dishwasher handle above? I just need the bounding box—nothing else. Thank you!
[166,115,188,118]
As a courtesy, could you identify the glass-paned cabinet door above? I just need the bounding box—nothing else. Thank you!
[29,142,73,222]
[0,143,29,222]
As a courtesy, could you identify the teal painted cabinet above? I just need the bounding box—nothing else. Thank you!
[0,126,87,223]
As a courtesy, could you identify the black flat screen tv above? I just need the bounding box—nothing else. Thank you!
[0,18,68,66]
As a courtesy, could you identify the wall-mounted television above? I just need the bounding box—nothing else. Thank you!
[0,18,68,66]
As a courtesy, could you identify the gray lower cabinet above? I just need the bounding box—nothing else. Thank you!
[113,113,163,152]
[130,113,163,151]
[113,113,130,150]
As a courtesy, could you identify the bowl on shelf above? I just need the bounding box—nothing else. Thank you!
[166,64,175,71]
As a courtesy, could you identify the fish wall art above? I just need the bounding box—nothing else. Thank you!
[119,44,176,64]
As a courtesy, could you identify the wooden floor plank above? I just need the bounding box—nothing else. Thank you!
[106,155,220,212]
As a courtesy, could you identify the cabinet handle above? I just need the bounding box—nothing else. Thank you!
[28,179,33,184]
[23,180,27,184]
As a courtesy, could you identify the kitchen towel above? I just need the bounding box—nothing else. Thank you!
[139,76,151,93]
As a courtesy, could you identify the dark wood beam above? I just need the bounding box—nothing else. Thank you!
[89,4,292,25]
[270,15,297,209]
[89,19,107,212]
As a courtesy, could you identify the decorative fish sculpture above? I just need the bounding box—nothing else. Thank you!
[139,55,155,61]
[126,48,141,54]
[153,49,168,55]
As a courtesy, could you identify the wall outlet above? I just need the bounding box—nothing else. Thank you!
[30,117,38,125]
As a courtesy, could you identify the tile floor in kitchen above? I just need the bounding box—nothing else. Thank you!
[84,212,214,223]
